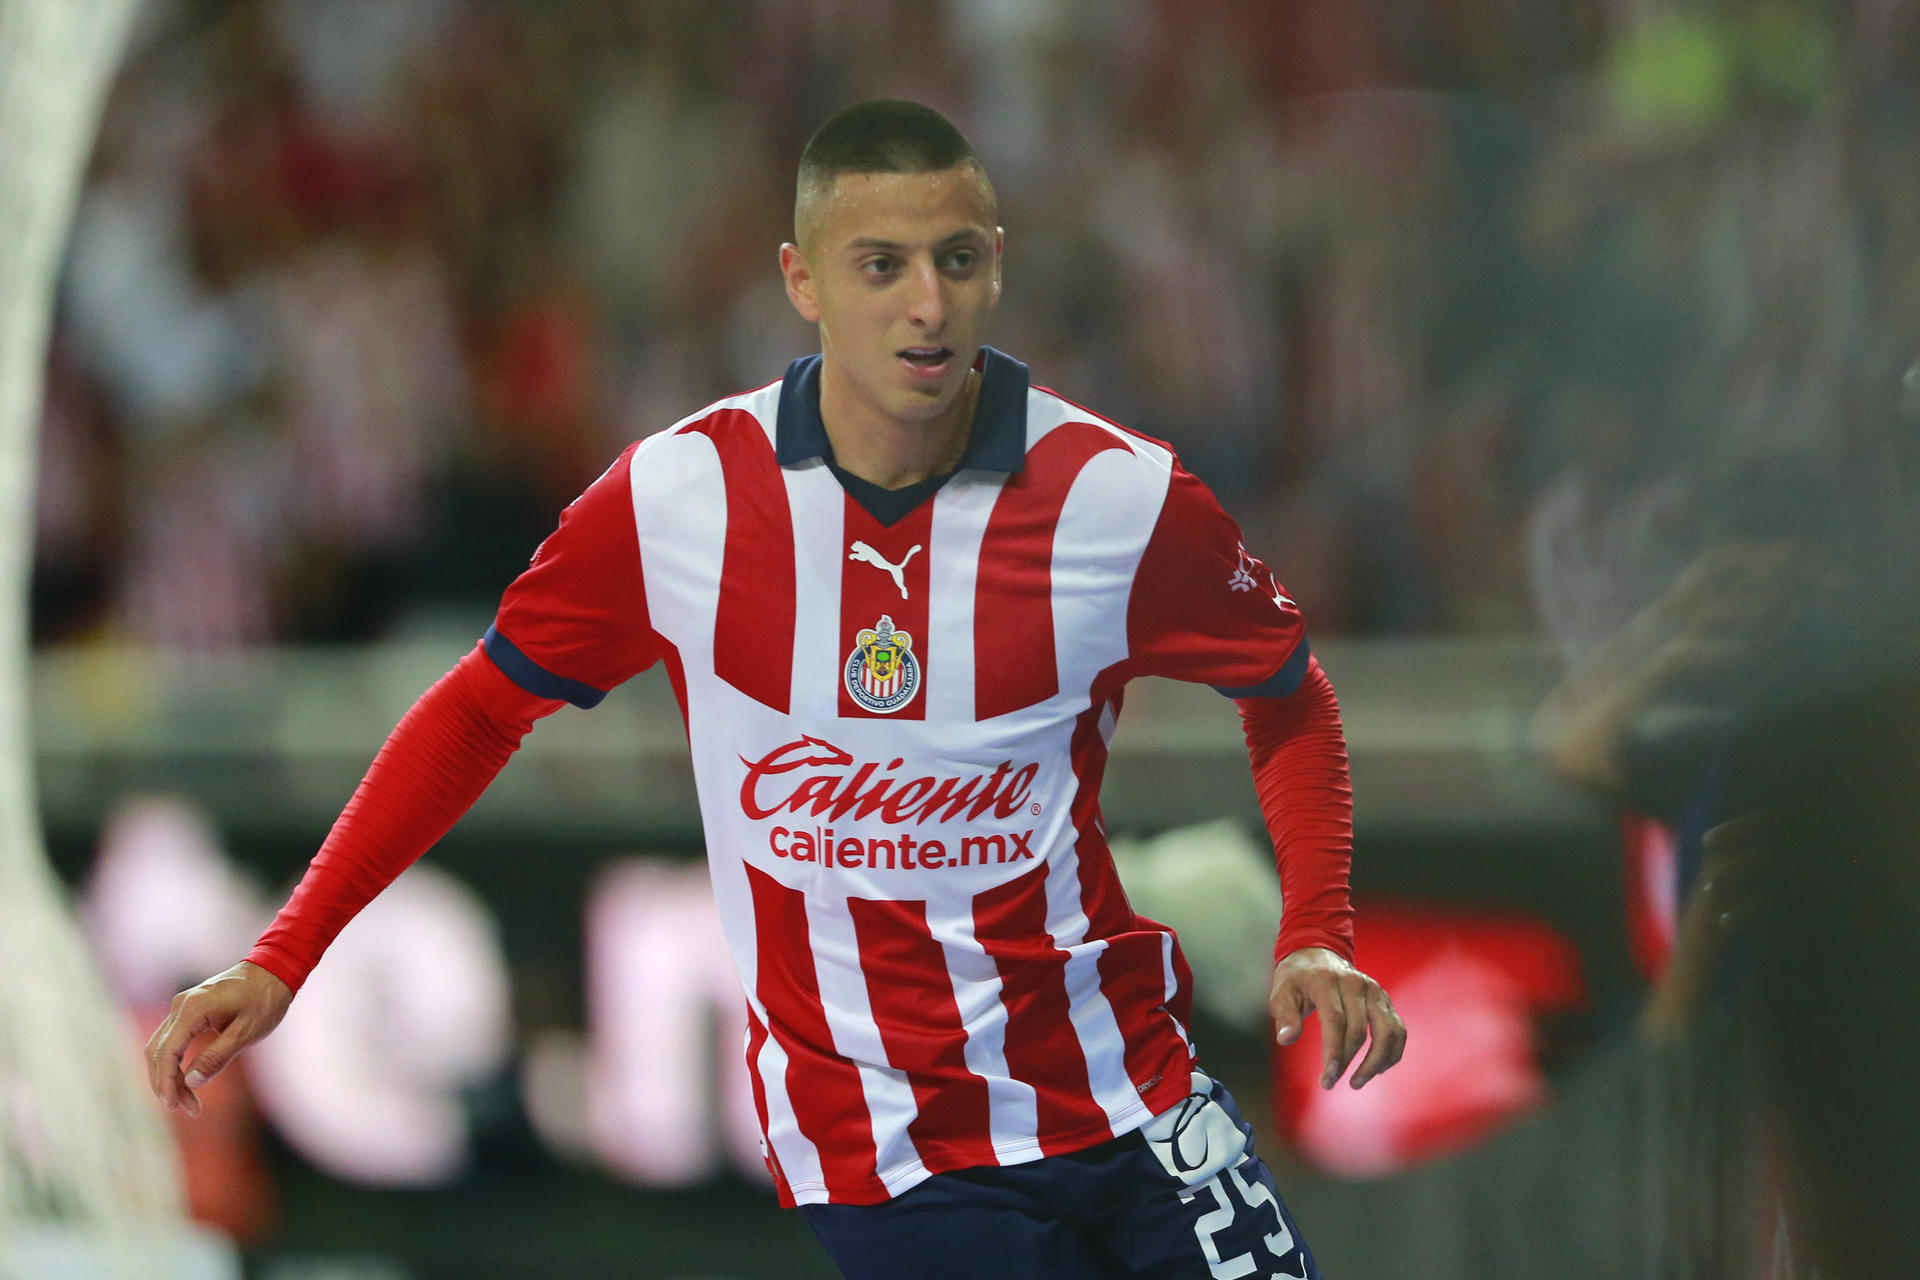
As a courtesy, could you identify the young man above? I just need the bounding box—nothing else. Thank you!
[148,100,1405,1278]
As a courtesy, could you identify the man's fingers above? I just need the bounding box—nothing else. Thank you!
[1345,987,1371,1068]
[1316,985,1349,1089]
[1349,990,1408,1089]
[147,999,195,1109]
[1271,979,1309,1045]
[183,1020,252,1093]
[1324,980,1369,1088]
[168,1018,230,1119]
[148,992,232,1115]
[151,1004,209,1114]
[1273,954,1407,1090]
[144,1005,179,1103]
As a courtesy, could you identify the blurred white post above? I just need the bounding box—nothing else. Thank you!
[0,1,233,1274]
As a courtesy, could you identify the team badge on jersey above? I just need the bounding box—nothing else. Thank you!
[844,615,920,713]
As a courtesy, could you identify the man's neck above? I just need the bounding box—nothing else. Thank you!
[818,360,979,491]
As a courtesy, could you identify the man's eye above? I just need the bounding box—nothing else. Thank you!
[861,257,897,276]
[943,250,977,272]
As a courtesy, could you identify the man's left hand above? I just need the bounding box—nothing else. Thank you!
[1270,947,1406,1090]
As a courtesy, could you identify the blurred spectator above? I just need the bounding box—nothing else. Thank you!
[31,0,1920,658]
[31,342,123,645]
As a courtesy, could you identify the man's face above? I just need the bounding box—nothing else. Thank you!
[781,165,1002,425]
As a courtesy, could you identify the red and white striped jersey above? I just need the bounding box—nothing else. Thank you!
[483,348,1310,1206]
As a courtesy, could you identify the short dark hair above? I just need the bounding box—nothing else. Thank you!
[794,100,994,244]
[800,100,981,181]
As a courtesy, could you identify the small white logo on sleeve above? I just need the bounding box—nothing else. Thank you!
[1230,543,1295,610]
[1229,544,1259,593]
[849,541,922,599]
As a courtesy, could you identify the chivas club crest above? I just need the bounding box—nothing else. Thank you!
[844,614,920,713]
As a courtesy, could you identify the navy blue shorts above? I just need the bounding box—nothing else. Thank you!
[800,1072,1321,1280]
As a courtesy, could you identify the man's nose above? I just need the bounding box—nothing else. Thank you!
[905,258,946,330]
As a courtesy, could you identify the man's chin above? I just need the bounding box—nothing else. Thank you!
[887,377,963,418]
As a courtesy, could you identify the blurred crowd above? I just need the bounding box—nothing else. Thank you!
[30,0,1920,654]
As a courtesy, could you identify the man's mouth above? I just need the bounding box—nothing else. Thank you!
[898,346,955,377]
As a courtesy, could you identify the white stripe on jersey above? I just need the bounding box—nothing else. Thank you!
[628,409,730,666]
[753,1014,826,1196]
[922,473,1001,728]
[934,909,1042,1165]
[783,457,848,722]
[1043,839,1149,1131]
[801,893,923,1187]
[1160,930,1196,1055]
[1037,399,1165,717]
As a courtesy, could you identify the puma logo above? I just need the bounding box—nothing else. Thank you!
[849,541,922,599]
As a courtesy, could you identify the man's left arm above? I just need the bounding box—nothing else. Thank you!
[1125,456,1405,1091]
[1239,661,1406,1090]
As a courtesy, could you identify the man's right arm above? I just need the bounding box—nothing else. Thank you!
[145,645,564,1113]
[147,440,662,1115]
[249,645,564,989]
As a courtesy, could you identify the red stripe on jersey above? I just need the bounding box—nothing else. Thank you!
[1098,923,1196,1101]
[974,423,1130,720]
[742,1005,789,1202]
[1066,693,1131,939]
[847,896,997,1173]
[1062,684,1193,1096]
[971,863,1109,1151]
[684,410,796,713]
[745,864,889,1202]
[838,497,933,720]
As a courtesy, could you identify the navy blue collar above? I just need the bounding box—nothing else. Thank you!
[774,346,1029,473]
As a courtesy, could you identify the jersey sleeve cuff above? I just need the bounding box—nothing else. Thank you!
[483,625,609,709]
[1274,926,1356,965]
[1212,638,1312,699]
[244,943,309,995]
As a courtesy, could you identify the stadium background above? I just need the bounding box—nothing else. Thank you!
[16,0,1920,1277]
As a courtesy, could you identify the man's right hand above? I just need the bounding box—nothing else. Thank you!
[145,960,293,1117]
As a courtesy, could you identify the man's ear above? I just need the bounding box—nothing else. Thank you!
[991,225,1005,305]
[780,243,820,324]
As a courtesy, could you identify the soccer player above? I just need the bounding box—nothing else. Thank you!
[148,100,1405,1278]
